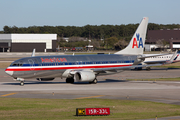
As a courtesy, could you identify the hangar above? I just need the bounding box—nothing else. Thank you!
[0,34,57,52]
[145,29,180,51]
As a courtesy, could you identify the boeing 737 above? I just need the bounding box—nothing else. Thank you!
[5,17,175,86]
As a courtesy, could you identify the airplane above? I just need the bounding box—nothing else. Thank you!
[5,17,175,86]
[135,50,180,70]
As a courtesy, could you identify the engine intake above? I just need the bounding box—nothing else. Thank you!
[74,71,95,82]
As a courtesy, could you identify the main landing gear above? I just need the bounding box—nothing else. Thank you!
[66,78,74,83]
[66,78,98,84]
[146,67,151,71]
[89,78,97,84]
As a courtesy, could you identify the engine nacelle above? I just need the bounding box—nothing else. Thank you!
[74,71,95,82]
[36,78,55,81]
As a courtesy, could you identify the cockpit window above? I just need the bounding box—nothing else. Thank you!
[11,63,18,66]
[11,61,23,67]
[11,63,23,66]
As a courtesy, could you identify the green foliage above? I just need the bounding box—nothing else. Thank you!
[3,23,179,38]
[2,24,180,49]
[106,37,119,48]
[58,40,88,48]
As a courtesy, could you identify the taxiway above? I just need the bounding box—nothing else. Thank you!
[0,68,180,105]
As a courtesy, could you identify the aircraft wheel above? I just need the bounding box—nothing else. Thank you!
[66,78,70,83]
[70,78,74,84]
[146,67,151,71]
[66,78,74,83]
[93,79,97,84]
[89,78,97,84]
[20,81,24,86]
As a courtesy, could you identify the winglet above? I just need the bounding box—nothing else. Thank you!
[166,50,178,64]
[169,50,178,63]
[31,49,36,57]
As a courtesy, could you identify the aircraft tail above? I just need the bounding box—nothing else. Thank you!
[114,17,149,55]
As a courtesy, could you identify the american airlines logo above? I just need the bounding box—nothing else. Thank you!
[132,33,143,48]
[41,58,67,63]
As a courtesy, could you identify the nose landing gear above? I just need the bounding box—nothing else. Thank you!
[20,81,24,86]
[13,78,25,86]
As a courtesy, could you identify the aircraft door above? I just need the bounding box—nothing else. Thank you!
[28,59,35,70]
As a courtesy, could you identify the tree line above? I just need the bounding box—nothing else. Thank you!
[1,23,180,50]
[2,23,180,39]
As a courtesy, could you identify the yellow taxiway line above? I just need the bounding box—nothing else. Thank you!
[75,95,104,99]
[1,93,17,97]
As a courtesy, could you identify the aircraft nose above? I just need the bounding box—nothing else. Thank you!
[5,70,14,76]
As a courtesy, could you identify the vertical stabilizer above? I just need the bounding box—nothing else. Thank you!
[114,17,148,55]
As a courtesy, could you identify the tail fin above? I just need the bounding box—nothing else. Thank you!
[114,17,149,55]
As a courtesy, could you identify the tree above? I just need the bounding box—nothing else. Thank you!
[106,37,119,49]
[114,39,128,50]
[156,39,169,51]
[3,26,11,33]
[148,23,161,30]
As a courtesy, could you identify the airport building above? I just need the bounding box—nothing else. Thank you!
[0,34,57,52]
[145,29,180,51]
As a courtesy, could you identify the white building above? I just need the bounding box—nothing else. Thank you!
[0,34,57,52]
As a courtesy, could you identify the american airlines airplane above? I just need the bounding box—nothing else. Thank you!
[5,17,175,86]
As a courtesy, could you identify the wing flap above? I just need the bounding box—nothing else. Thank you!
[93,64,162,72]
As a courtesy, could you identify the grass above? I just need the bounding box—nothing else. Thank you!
[154,62,180,68]
[0,98,180,120]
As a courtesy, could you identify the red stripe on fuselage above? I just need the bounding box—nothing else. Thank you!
[5,64,132,71]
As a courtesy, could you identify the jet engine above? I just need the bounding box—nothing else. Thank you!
[36,78,55,81]
[74,71,95,82]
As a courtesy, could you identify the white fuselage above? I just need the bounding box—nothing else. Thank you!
[144,53,180,64]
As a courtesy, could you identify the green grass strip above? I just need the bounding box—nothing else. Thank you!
[0,98,180,120]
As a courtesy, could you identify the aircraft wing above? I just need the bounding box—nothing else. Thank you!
[143,60,169,64]
[92,63,162,72]
[93,51,178,72]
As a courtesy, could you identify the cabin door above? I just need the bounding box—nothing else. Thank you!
[28,59,35,70]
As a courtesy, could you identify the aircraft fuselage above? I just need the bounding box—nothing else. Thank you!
[5,54,137,79]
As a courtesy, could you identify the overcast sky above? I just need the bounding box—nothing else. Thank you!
[0,0,180,30]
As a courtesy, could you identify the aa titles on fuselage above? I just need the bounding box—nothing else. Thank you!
[41,57,67,63]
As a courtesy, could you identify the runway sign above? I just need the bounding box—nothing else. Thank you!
[76,108,110,116]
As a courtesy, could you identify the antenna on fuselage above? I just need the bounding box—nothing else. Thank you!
[31,48,36,57]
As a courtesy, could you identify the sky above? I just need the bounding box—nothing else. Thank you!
[0,0,180,31]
